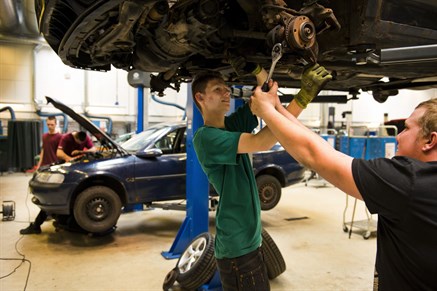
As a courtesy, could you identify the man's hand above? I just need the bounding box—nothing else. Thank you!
[250,81,279,118]
[71,150,82,156]
[294,64,332,109]
[227,53,262,76]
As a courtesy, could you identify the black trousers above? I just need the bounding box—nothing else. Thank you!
[216,247,270,291]
[34,210,48,227]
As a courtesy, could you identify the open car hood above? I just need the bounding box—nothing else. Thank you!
[45,96,128,155]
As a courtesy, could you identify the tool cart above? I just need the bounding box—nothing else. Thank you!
[340,126,397,239]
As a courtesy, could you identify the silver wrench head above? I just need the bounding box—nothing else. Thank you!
[267,43,283,81]
[272,43,283,61]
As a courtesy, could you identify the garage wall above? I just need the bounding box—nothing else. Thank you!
[0,44,33,112]
[0,43,187,128]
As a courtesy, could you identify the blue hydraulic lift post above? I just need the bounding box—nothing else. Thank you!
[162,84,209,259]
[137,86,144,133]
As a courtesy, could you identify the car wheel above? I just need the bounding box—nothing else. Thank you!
[257,174,282,211]
[261,228,286,279]
[73,186,122,234]
[176,232,216,290]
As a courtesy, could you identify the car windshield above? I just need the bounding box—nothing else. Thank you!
[121,124,169,152]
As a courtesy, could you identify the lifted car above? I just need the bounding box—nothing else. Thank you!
[35,0,437,102]
[28,97,305,234]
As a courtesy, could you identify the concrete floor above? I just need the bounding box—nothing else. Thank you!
[1,172,377,291]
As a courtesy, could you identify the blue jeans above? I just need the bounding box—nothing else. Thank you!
[216,247,270,291]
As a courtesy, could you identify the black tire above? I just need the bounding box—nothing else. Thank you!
[73,186,122,234]
[363,231,371,240]
[162,267,179,290]
[176,232,216,290]
[261,228,286,279]
[257,174,282,211]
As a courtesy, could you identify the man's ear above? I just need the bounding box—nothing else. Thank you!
[423,131,437,152]
[195,92,203,103]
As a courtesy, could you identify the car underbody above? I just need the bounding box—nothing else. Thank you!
[36,0,437,101]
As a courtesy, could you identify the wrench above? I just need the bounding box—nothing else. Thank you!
[261,43,283,92]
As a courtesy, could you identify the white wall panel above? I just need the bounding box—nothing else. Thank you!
[350,89,435,125]
[34,46,84,107]
[0,44,32,104]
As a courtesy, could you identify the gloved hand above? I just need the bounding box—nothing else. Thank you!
[294,63,332,109]
[227,53,262,76]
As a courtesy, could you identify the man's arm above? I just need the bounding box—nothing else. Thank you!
[36,149,44,169]
[238,64,331,154]
[72,146,97,156]
[250,84,363,200]
[84,136,96,153]
[57,148,73,162]
[84,146,96,153]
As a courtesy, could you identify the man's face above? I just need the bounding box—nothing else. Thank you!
[46,119,56,134]
[200,79,231,114]
[396,107,426,159]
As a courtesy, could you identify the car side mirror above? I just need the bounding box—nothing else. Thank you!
[136,148,163,158]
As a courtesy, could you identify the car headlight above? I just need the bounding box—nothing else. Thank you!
[34,172,65,184]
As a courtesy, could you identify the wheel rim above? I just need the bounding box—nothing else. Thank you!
[177,237,207,274]
[86,197,111,222]
[259,183,276,203]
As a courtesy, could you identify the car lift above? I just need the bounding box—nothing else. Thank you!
[161,84,210,259]
[160,85,224,290]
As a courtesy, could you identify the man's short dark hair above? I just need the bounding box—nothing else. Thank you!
[191,71,224,112]
[47,116,57,123]
[77,131,87,142]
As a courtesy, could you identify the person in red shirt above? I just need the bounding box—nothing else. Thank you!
[20,116,62,235]
[36,116,62,169]
[57,131,96,162]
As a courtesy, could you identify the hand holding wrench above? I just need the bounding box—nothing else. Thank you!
[261,43,283,92]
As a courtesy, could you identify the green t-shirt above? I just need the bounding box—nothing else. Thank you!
[193,103,262,259]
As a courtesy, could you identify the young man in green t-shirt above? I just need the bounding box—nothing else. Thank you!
[192,64,331,290]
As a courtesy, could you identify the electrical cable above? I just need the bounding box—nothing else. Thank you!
[0,187,33,290]
[0,236,32,290]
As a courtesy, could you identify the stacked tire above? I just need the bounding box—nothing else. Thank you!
[163,229,286,289]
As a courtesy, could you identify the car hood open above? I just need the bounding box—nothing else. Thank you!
[45,96,128,155]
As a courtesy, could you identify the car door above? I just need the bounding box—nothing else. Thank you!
[133,127,187,202]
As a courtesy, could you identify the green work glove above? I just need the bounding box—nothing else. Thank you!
[228,53,262,76]
[294,63,332,109]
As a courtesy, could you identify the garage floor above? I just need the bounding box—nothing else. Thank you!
[1,172,376,291]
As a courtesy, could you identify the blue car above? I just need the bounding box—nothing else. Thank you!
[29,97,305,234]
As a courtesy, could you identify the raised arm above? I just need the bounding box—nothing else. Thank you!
[238,64,331,154]
[250,84,362,200]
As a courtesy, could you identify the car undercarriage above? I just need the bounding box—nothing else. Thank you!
[36,0,437,101]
